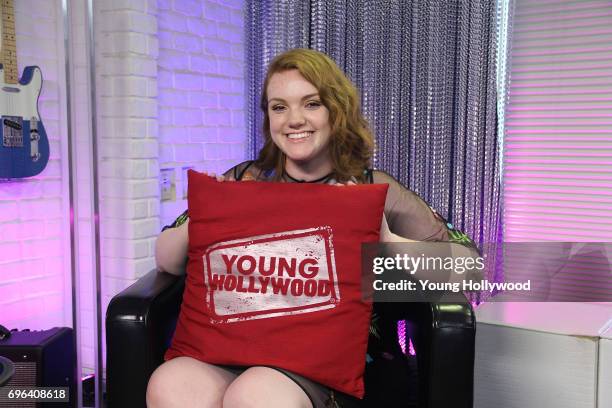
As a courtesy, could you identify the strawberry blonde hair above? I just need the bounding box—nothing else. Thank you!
[255,48,374,182]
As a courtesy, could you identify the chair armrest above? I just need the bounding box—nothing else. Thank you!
[376,300,475,408]
[105,269,185,408]
[406,301,475,408]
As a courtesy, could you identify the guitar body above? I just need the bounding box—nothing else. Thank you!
[0,65,49,178]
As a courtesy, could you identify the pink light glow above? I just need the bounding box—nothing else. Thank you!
[398,320,406,354]
[504,173,612,182]
[514,21,612,35]
[0,177,68,331]
[514,1,612,17]
[511,71,612,80]
[515,9,612,25]
[508,112,612,118]
[500,0,612,259]
[408,338,416,356]
[505,158,612,166]
[511,88,612,95]
[513,44,612,57]
[397,320,416,356]
[506,128,612,134]
[505,179,612,188]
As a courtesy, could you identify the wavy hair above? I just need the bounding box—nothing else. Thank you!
[255,48,375,182]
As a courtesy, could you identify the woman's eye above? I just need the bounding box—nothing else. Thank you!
[306,101,321,109]
[270,105,286,112]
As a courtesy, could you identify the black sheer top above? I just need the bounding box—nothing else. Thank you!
[165,160,477,250]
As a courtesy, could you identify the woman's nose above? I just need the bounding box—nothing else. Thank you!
[288,110,306,128]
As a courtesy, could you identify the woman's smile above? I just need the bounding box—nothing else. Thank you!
[286,131,314,141]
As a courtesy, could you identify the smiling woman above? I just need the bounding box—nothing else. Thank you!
[150,48,480,408]
[257,48,374,184]
[266,69,333,181]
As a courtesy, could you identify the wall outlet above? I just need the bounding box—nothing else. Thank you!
[182,166,194,199]
[160,168,176,202]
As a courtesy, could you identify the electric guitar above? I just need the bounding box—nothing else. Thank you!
[0,0,49,178]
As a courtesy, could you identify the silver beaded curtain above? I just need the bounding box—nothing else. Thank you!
[245,0,502,248]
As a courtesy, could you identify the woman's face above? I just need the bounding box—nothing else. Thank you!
[266,69,332,172]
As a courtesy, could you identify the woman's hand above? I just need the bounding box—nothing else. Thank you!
[201,171,234,182]
[333,180,357,187]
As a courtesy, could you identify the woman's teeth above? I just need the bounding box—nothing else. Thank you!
[287,132,313,139]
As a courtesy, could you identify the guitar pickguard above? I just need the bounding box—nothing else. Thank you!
[2,116,23,147]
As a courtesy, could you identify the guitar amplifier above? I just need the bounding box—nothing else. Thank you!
[0,327,76,407]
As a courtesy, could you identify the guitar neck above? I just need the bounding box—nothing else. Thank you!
[1,0,18,84]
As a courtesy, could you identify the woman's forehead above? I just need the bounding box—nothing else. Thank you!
[267,70,319,100]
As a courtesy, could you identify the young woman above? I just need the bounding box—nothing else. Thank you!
[148,48,478,408]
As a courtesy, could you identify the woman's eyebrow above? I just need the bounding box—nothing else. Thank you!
[268,93,320,104]
[301,93,320,100]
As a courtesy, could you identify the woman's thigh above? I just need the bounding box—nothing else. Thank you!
[146,356,237,408]
[223,366,313,408]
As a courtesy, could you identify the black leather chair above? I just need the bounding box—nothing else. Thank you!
[106,269,475,407]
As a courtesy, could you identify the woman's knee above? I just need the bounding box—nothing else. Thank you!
[223,367,312,408]
[146,357,235,408]
[146,361,178,408]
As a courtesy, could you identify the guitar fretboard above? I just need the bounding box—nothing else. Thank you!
[1,0,18,84]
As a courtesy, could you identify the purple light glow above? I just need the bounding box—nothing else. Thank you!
[513,44,612,57]
[515,9,612,25]
[398,320,406,354]
[397,320,416,356]
[408,338,416,356]
[0,177,68,331]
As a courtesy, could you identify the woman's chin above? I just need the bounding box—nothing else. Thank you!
[283,150,315,163]
[280,145,331,168]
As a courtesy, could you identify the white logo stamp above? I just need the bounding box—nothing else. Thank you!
[203,227,340,323]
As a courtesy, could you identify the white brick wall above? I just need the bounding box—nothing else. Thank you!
[0,0,71,331]
[158,0,246,227]
[96,0,160,311]
[0,0,247,376]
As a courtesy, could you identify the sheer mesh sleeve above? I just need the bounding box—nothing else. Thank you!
[372,170,478,251]
[223,160,270,181]
[162,210,188,231]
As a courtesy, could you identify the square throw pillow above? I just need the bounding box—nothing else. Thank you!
[165,170,388,398]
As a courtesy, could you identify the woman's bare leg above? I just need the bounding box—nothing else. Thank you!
[223,367,313,408]
[146,357,237,408]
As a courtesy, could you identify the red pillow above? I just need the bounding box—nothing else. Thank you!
[165,170,388,398]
